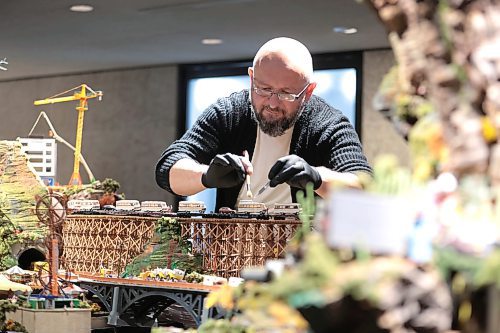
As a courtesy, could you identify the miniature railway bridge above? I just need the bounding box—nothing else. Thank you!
[77,275,222,328]
[63,214,300,327]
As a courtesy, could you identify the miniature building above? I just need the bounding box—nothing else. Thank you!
[18,137,57,186]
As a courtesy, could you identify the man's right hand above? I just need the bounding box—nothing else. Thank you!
[201,153,247,188]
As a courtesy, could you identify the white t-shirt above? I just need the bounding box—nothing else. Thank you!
[237,126,294,206]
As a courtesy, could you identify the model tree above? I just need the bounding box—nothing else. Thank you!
[98,178,121,207]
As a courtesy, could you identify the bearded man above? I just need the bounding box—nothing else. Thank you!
[156,37,371,210]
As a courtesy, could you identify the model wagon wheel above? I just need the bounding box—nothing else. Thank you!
[35,193,66,226]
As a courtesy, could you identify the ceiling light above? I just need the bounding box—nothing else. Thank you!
[202,38,223,45]
[70,4,94,12]
[333,26,358,34]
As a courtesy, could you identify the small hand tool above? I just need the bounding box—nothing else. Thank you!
[256,180,270,198]
[243,150,253,198]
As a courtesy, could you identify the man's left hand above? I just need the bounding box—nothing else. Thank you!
[268,155,322,190]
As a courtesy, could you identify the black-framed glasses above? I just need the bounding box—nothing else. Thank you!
[252,82,310,102]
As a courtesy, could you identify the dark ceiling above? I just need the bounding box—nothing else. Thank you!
[1,0,390,81]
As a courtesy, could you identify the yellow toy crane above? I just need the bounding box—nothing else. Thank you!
[34,84,103,185]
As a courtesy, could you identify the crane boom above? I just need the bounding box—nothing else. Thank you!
[34,95,85,105]
[34,84,102,185]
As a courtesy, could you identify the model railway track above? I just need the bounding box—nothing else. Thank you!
[76,272,219,292]
[69,210,301,221]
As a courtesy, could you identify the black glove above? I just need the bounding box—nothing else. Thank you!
[201,153,246,188]
[268,155,322,190]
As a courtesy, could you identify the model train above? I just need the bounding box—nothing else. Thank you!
[67,199,300,220]
[67,199,172,214]
[177,200,301,218]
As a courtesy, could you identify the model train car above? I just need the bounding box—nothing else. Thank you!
[269,203,301,215]
[178,200,206,213]
[237,200,268,214]
[115,199,141,211]
[67,199,100,211]
[140,200,172,213]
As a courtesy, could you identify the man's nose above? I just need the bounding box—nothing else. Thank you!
[268,92,281,108]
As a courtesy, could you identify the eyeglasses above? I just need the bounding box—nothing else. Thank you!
[252,82,310,102]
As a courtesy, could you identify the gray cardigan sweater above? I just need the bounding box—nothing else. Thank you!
[156,90,371,210]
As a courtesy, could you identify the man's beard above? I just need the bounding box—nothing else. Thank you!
[250,97,304,137]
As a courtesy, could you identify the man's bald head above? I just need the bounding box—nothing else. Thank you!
[253,37,314,82]
[249,37,317,137]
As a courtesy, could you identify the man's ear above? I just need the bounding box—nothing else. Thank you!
[305,82,317,100]
[248,67,253,78]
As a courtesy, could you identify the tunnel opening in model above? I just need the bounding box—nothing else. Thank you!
[18,248,46,270]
